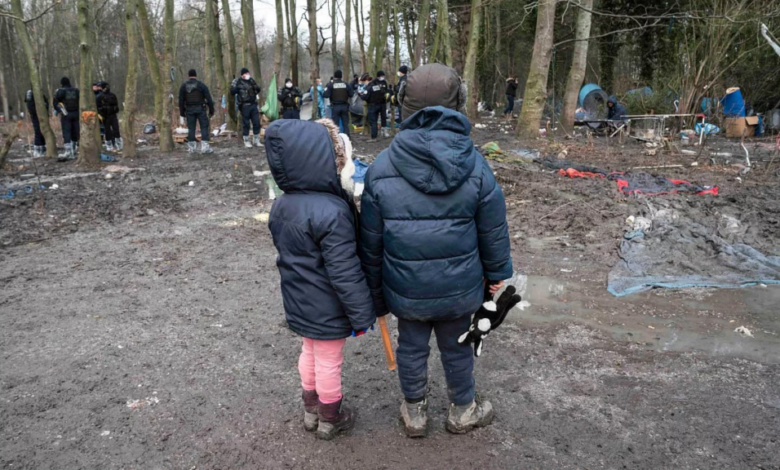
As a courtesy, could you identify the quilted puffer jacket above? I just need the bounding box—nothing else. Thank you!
[359,106,513,321]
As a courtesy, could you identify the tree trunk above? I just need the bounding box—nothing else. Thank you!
[516,0,556,139]
[160,0,175,151]
[392,0,400,72]
[354,0,367,72]
[285,0,299,84]
[403,8,415,66]
[10,0,57,157]
[0,45,9,124]
[137,0,172,151]
[344,0,352,80]
[123,0,139,158]
[204,11,214,87]
[366,0,378,72]
[222,0,237,77]
[77,0,101,166]
[462,0,481,122]
[374,3,389,73]
[208,0,232,128]
[274,0,285,77]
[559,0,592,135]
[242,0,262,88]
[331,0,338,71]
[413,0,431,67]
[431,0,451,65]
[307,0,319,117]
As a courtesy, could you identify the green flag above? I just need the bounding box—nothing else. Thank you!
[261,74,279,121]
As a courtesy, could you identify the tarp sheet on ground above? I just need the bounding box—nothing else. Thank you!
[608,207,780,296]
[544,158,719,196]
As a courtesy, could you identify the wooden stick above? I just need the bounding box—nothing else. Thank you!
[378,316,396,371]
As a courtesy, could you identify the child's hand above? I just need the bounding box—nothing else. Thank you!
[487,280,504,295]
[351,324,375,337]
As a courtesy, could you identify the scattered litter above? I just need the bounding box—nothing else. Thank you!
[126,396,160,409]
[695,122,720,135]
[690,161,699,167]
[51,184,59,190]
[136,139,148,145]
[648,325,656,330]
[253,170,271,177]
[680,149,697,156]
[105,173,114,180]
[211,323,224,328]
[516,300,531,311]
[560,268,573,273]
[253,213,269,223]
[174,127,189,135]
[142,123,156,134]
[188,181,195,186]
[474,123,487,129]
[104,165,140,173]
[100,430,111,437]
[734,326,753,337]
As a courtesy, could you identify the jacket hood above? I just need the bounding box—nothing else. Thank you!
[265,119,342,196]
[390,106,476,195]
[608,95,618,105]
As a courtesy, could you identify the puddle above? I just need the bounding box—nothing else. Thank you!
[507,276,780,364]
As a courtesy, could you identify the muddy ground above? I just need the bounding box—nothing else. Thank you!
[1,118,779,470]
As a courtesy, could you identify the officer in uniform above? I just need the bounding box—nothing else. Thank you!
[178,69,215,154]
[96,82,122,151]
[230,67,262,148]
[323,70,354,136]
[25,88,49,158]
[53,77,80,161]
[278,78,303,120]
[359,70,389,140]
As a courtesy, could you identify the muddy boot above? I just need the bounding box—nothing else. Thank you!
[253,134,263,148]
[316,399,355,440]
[445,394,494,434]
[57,143,75,162]
[115,137,123,151]
[200,141,214,154]
[399,398,428,438]
[243,135,252,148]
[187,141,197,153]
[302,390,319,432]
[106,140,115,152]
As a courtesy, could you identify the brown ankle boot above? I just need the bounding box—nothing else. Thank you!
[315,399,355,440]
[302,390,319,432]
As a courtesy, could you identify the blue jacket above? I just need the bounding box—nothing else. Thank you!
[359,107,513,321]
[266,120,376,339]
[607,95,628,121]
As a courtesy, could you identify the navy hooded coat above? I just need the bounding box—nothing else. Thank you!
[607,95,628,121]
[359,107,513,321]
[266,120,376,339]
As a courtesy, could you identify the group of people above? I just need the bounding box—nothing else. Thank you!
[266,63,510,440]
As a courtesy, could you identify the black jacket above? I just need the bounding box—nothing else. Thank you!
[277,86,303,109]
[360,107,513,320]
[230,77,261,105]
[54,86,80,114]
[178,79,215,116]
[323,80,354,105]
[505,80,518,97]
[97,89,120,117]
[266,119,376,339]
[359,78,389,105]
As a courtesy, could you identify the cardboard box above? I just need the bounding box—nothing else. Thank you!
[725,117,757,138]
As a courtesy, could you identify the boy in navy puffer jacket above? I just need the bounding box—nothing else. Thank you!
[360,64,513,437]
[266,118,376,440]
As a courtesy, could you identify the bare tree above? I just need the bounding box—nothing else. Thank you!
[344,0,352,79]
[308,0,319,111]
[517,0,556,139]
[10,0,57,157]
[222,0,237,77]
[413,0,431,67]
[77,0,101,166]
[0,41,8,123]
[137,0,174,151]
[431,0,451,65]
[285,0,299,84]
[241,0,262,86]
[331,0,338,70]
[463,0,481,122]
[559,0,593,135]
[274,0,285,77]
[353,0,367,72]
[161,0,175,149]
[123,0,139,159]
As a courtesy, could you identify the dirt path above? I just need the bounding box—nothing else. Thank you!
[1,131,779,469]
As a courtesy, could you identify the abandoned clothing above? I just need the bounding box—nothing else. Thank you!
[359,107,513,320]
[266,119,375,339]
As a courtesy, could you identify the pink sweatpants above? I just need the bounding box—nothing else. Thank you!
[298,337,347,404]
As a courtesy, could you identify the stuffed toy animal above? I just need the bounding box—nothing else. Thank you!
[458,284,521,357]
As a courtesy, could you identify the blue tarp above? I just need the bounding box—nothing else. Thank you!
[352,159,369,183]
[721,89,746,117]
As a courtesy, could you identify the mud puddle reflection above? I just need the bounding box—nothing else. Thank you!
[508,276,780,364]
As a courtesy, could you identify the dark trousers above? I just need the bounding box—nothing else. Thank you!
[185,108,210,142]
[30,113,45,146]
[241,103,261,135]
[368,103,387,138]
[331,104,350,136]
[397,315,476,406]
[504,95,515,115]
[61,112,80,144]
[282,108,300,120]
[104,114,121,141]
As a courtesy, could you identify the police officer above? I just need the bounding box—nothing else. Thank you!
[277,78,302,120]
[359,70,389,140]
[53,77,80,161]
[96,82,122,151]
[230,67,262,148]
[25,88,49,157]
[178,69,215,154]
[395,65,409,120]
[323,70,354,136]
